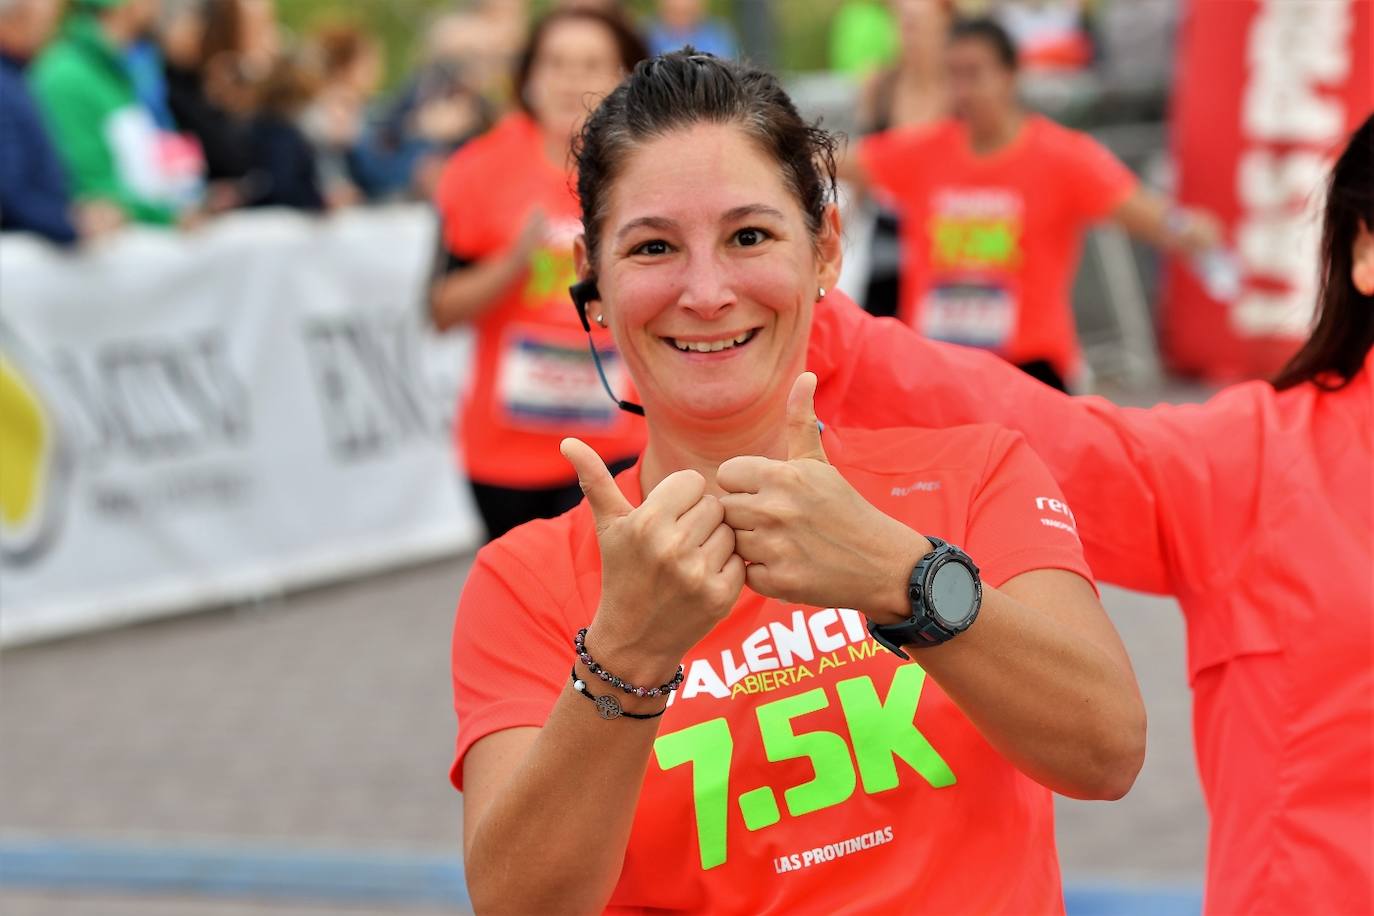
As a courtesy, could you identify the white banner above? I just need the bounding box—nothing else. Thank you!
[0,206,482,645]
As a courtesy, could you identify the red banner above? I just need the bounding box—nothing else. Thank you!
[1161,0,1373,380]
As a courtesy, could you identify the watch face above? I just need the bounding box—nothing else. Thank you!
[929,559,978,628]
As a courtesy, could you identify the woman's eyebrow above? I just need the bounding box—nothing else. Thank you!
[615,216,678,244]
[613,205,787,245]
[722,204,786,222]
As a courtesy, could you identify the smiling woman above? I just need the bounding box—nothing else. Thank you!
[449,51,1145,915]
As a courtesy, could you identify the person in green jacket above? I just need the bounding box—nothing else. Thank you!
[28,0,176,225]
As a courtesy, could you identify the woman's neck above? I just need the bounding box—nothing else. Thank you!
[541,125,572,172]
[638,404,790,497]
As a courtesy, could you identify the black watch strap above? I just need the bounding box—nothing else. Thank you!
[868,537,981,660]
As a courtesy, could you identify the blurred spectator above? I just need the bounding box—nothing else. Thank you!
[29,0,179,225]
[554,0,626,12]
[303,21,383,206]
[0,0,121,243]
[859,0,954,131]
[646,0,736,58]
[244,50,325,211]
[370,11,493,201]
[829,0,897,77]
[470,0,530,109]
[842,17,1220,391]
[202,0,275,81]
[126,19,175,129]
[994,0,1094,72]
[853,0,955,318]
[167,0,279,209]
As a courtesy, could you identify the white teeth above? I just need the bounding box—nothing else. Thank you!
[671,330,755,353]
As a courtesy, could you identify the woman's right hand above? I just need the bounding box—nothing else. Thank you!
[560,438,745,682]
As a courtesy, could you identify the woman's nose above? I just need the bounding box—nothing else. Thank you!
[676,257,736,319]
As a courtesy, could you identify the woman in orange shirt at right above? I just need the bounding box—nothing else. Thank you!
[808,110,1374,914]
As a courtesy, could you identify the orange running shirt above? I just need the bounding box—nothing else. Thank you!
[434,114,645,488]
[858,116,1137,380]
[806,292,1374,915]
[452,424,1094,913]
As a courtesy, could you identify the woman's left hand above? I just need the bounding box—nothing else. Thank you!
[718,373,929,623]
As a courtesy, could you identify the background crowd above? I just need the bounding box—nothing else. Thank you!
[0,0,1127,246]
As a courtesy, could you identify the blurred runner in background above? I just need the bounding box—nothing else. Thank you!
[430,7,648,540]
[843,16,1220,390]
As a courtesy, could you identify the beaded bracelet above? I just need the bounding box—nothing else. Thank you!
[571,666,665,720]
[574,627,685,699]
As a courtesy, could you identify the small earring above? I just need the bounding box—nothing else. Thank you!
[817,287,827,300]
[594,312,608,328]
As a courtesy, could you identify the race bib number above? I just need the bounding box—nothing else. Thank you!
[496,328,625,431]
[919,283,1016,350]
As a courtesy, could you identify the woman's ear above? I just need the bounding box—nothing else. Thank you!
[1352,219,1374,296]
[814,203,844,295]
[573,233,593,282]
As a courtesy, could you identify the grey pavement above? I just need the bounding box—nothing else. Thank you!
[1,557,1206,914]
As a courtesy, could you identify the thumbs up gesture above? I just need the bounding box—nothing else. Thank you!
[719,373,931,614]
[561,438,746,679]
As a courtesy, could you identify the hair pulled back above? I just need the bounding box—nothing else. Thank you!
[574,50,839,270]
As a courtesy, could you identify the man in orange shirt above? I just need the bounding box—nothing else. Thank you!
[845,18,1220,390]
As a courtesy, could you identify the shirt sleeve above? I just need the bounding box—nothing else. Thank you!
[811,299,1261,597]
[965,429,1095,589]
[1060,130,1138,223]
[450,543,571,790]
[433,147,491,261]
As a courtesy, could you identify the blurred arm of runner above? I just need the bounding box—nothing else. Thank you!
[428,208,546,331]
[721,374,1145,801]
[1112,187,1222,254]
[460,440,745,914]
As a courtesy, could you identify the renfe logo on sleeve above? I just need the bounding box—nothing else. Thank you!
[1035,496,1079,536]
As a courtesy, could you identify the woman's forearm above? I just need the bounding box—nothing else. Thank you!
[429,252,527,331]
[910,578,1146,801]
[465,675,667,914]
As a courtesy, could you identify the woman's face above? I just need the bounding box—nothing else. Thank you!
[525,18,624,139]
[583,122,842,428]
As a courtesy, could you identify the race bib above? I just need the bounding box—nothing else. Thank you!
[919,283,1016,350]
[495,327,625,431]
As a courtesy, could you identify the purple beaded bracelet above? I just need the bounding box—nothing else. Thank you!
[574,628,685,699]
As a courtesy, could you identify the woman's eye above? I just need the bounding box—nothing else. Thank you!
[734,227,771,247]
[632,240,670,256]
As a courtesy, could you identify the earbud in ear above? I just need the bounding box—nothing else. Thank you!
[569,278,602,332]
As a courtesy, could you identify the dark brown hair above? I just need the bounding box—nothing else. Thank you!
[254,51,320,118]
[1272,112,1374,391]
[949,17,1019,71]
[311,21,377,80]
[573,50,839,269]
[514,8,649,117]
[199,0,244,71]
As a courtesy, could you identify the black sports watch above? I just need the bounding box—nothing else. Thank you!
[868,537,982,660]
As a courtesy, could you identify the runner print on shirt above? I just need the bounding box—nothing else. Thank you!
[920,187,1024,351]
